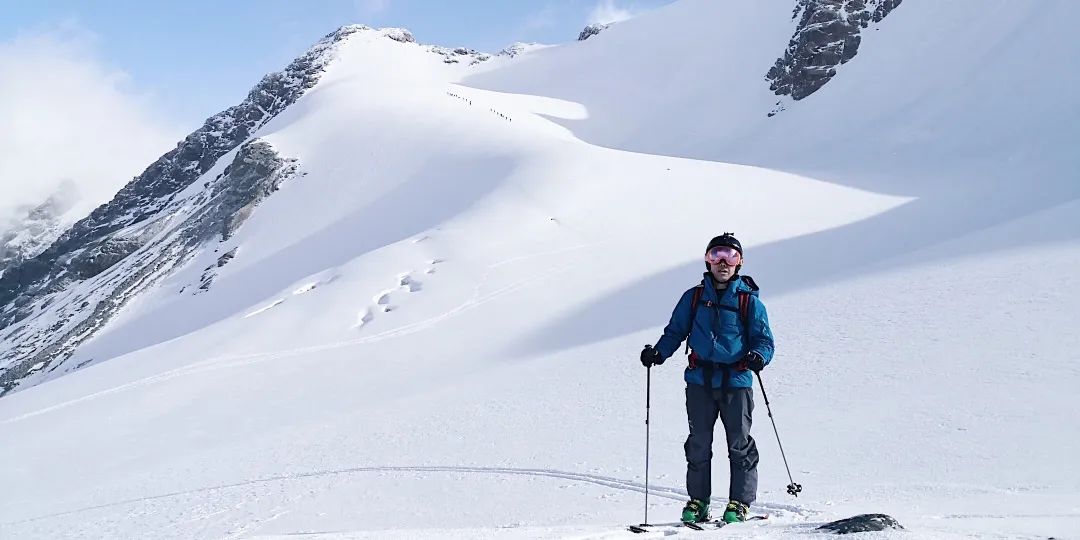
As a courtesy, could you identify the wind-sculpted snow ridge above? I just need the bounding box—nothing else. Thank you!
[0,141,299,396]
[767,0,903,105]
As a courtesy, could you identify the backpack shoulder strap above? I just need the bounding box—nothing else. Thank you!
[684,286,704,354]
[737,292,753,349]
[738,292,751,324]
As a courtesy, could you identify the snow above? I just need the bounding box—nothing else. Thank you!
[1,2,1078,539]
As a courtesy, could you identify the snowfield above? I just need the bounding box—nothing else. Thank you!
[1,1,1078,539]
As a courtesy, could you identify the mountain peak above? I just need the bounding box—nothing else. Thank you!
[328,24,415,45]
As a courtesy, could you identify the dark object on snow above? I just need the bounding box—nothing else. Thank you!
[818,514,903,533]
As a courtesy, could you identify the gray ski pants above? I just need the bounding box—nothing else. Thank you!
[684,383,758,504]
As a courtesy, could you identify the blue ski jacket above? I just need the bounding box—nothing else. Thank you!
[654,273,775,389]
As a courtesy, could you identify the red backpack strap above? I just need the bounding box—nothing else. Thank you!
[738,293,753,352]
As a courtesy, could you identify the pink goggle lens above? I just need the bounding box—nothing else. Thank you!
[705,246,741,266]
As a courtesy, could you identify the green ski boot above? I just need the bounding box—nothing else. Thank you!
[722,500,749,523]
[681,499,710,523]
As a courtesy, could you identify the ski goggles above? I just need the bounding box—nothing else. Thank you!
[704,246,741,266]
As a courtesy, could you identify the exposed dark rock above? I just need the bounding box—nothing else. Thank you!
[69,238,143,279]
[216,247,238,268]
[578,23,609,41]
[766,0,903,102]
[818,514,904,533]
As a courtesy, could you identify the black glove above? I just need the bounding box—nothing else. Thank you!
[640,345,663,367]
[736,351,765,372]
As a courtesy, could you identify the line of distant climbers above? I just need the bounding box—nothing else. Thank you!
[445,91,512,122]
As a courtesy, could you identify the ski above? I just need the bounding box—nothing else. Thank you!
[682,515,768,530]
[627,521,719,533]
[683,520,726,530]
[627,522,700,533]
[627,515,768,533]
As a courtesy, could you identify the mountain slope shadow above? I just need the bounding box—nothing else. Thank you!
[513,181,1080,358]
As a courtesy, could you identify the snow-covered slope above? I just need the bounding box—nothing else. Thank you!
[1,1,1077,539]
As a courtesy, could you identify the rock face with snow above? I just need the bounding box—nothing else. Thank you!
[499,42,550,58]
[0,139,298,395]
[818,514,904,533]
[578,24,609,41]
[0,181,79,274]
[429,45,492,65]
[0,26,352,394]
[378,26,492,65]
[767,0,903,100]
[0,25,350,321]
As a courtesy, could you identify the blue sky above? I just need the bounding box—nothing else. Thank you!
[1,0,675,130]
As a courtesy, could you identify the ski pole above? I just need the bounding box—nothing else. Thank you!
[755,371,803,497]
[643,360,652,525]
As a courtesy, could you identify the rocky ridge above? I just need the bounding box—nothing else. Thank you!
[766,0,903,110]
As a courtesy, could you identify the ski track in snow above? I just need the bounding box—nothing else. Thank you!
[2,465,809,526]
[0,244,592,425]
[243,299,286,318]
[293,282,318,295]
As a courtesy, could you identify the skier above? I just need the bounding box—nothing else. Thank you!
[639,233,775,524]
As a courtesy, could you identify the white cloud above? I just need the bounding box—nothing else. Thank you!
[525,3,559,30]
[355,0,390,18]
[0,25,180,230]
[588,0,637,25]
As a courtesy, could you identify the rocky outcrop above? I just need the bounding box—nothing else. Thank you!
[0,20,350,400]
[0,140,298,395]
[578,24,609,41]
[766,0,903,101]
[818,514,903,533]
[0,26,354,331]
[498,42,550,58]
[429,45,492,65]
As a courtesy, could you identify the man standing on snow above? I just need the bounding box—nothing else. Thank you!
[639,233,775,524]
